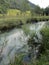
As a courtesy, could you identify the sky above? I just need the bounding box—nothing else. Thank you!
[28,0,49,8]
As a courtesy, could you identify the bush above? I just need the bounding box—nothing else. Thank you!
[41,26,49,49]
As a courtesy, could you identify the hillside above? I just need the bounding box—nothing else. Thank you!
[5,0,36,11]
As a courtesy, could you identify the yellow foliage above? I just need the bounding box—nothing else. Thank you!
[0,14,3,16]
[26,11,31,14]
[25,11,31,16]
[7,9,21,16]
[0,9,31,18]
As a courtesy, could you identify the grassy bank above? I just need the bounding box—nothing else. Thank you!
[0,15,31,32]
[0,15,49,32]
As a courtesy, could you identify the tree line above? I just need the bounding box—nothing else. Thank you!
[32,5,49,16]
[0,0,49,16]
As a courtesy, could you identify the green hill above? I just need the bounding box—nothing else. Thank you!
[5,0,36,11]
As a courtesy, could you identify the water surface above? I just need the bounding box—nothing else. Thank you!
[0,22,46,65]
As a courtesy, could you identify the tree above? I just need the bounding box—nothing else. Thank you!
[0,0,9,14]
[41,8,45,16]
[41,26,49,50]
[20,0,30,12]
[44,7,49,16]
[34,5,42,15]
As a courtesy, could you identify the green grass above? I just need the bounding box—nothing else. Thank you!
[0,9,49,32]
[0,15,49,33]
[9,51,49,65]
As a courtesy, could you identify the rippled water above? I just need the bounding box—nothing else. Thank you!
[0,22,45,65]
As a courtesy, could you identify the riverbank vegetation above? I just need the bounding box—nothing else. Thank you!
[9,25,49,65]
[0,12,49,33]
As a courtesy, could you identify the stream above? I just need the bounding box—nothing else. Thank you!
[0,22,46,65]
